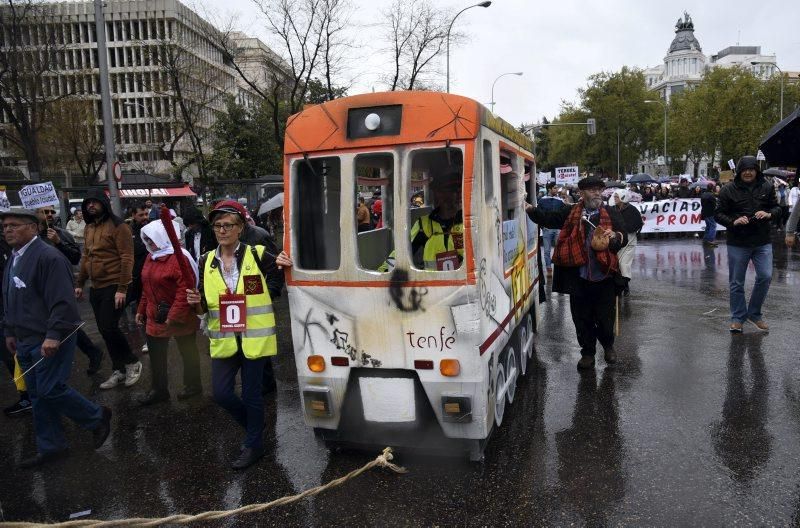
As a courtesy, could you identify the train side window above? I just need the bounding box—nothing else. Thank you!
[500,154,519,220]
[408,148,464,272]
[355,153,395,272]
[483,139,493,202]
[293,157,341,271]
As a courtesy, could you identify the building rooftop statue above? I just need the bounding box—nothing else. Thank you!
[669,11,702,53]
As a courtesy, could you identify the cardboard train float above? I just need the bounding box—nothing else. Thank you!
[283,91,542,460]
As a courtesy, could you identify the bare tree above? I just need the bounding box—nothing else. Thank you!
[40,98,104,182]
[209,0,352,151]
[0,0,70,179]
[382,0,453,91]
[143,30,230,184]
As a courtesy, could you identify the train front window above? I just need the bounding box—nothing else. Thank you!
[354,153,395,272]
[293,157,341,271]
[408,148,464,272]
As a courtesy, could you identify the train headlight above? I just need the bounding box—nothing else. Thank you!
[364,113,381,131]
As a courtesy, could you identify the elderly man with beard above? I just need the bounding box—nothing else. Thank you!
[526,176,628,371]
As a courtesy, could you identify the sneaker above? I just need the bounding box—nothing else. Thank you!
[99,370,126,389]
[748,319,769,331]
[3,398,32,417]
[729,322,743,333]
[141,343,149,354]
[124,361,143,387]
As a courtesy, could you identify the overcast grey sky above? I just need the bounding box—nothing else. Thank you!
[212,0,800,127]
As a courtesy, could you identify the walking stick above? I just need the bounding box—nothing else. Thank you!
[13,322,86,382]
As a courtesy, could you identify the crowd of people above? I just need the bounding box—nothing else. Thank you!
[2,155,796,471]
[529,155,795,369]
[1,195,291,470]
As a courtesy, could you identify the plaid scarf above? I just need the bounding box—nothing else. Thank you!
[552,201,619,274]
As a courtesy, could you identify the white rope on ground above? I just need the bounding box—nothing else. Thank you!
[3,447,407,528]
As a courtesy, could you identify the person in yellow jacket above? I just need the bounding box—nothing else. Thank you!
[187,202,292,470]
[410,170,464,271]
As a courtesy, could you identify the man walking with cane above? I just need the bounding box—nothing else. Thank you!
[1,209,111,468]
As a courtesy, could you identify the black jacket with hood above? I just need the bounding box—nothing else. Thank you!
[715,156,781,247]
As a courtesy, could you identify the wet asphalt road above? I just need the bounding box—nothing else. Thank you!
[2,234,800,526]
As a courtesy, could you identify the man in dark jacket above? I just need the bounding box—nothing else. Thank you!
[527,176,628,371]
[714,156,781,333]
[676,178,692,198]
[1,209,111,468]
[0,234,31,416]
[700,182,718,247]
[35,207,104,374]
[183,207,215,262]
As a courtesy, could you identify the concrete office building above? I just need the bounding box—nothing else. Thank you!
[0,0,288,179]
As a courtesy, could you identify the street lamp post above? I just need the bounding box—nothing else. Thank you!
[490,72,523,113]
[751,61,784,120]
[446,1,491,93]
[645,99,667,171]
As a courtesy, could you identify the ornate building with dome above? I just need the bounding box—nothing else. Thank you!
[638,12,780,177]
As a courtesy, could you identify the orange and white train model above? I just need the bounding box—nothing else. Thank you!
[283,91,542,460]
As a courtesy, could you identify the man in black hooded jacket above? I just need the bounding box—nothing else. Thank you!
[715,156,781,333]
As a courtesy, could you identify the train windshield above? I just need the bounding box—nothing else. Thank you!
[408,147,464,272]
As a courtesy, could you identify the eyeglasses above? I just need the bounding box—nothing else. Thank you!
[2,222,35,231]
[212,222,241,232]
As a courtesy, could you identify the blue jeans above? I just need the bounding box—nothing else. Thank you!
[703,217,717,242]
[211,351,267,449]
[726,244,773,323]
[16,334,103,454]
[542,228,560,268]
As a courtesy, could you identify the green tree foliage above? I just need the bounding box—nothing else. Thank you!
[543,67,660,178]
[207,97,282,181]
[668,66,800,177]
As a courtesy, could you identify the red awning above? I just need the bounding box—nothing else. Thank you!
[107,186,196,198]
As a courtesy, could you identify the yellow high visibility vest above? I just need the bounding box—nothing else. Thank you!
[203,246,277,359]
[410,215,465,271]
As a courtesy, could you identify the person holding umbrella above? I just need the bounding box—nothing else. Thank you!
[186,203,293,469]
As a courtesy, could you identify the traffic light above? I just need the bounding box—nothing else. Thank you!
[587,118,596,136]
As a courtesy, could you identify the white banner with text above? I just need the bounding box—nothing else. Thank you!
[635,198,725,233]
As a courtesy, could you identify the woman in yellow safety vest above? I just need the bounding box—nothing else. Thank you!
[187,202,292,470]
[410,171,464,271]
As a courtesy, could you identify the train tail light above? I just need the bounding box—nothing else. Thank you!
[307,355,326,373]
[414,359,434,370]
[331,356,349,367]
[440,359,461,377]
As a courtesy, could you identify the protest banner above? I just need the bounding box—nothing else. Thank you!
[19,181,59,210]
[635,198,725,234]
[537,172,552,185]
[555,166,579,186]
[502,219,520,268]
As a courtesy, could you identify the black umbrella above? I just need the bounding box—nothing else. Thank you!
[604,180,626,188]
[759,106,800,166]
[628,173,657,184]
